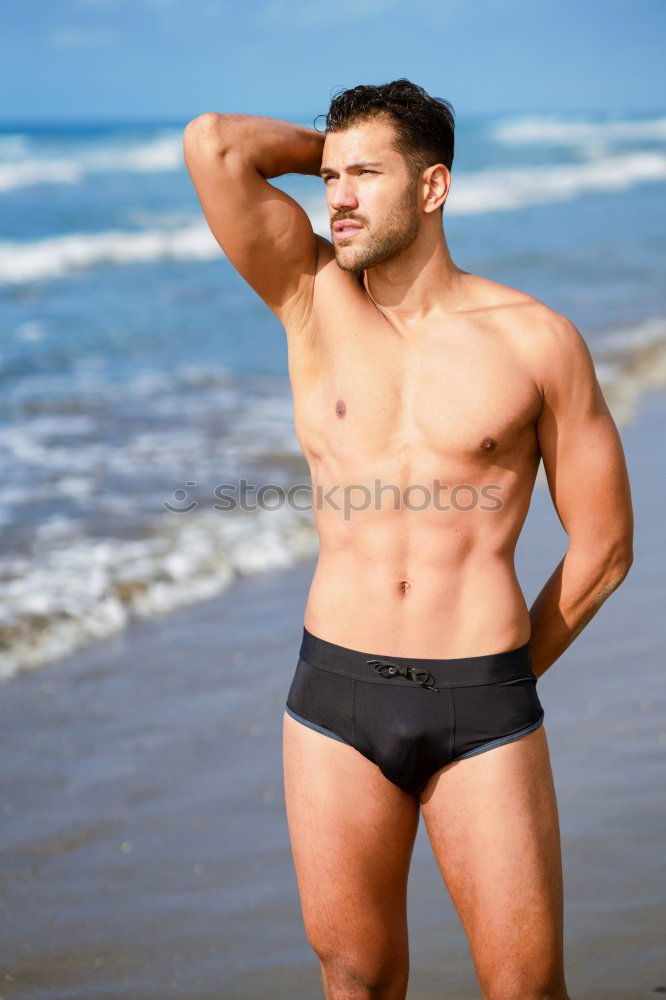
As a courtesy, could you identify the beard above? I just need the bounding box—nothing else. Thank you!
[333,175,421,273]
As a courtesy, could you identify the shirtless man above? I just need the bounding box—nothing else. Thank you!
[183,79,633,1000]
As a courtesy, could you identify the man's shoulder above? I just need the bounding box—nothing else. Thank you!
[470,277,594,397]
[311,234,367,290]
[476,277,585,353]
[466,275,566,328]
[510,297,589,365]
[280,234,363,338]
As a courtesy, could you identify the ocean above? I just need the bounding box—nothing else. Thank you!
[1,109,665,682]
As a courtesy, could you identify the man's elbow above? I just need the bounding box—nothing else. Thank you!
[569,533,633,590]
[183,114,251,166]
[600,535,633,586]
[183,113,227,153]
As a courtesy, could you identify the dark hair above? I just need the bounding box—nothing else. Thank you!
[319,78,455,179]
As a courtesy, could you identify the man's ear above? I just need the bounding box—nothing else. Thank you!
[423,163,450,214]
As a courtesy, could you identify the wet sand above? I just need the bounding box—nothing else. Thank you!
[1,391,665,999]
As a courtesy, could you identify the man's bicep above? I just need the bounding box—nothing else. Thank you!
[183,122,318,321]
[536,319,633,555]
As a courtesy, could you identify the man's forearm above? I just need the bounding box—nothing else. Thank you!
[528,543,632,679]
[185,112,325,180]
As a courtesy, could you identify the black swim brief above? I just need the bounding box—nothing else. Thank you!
[284,626,545,797]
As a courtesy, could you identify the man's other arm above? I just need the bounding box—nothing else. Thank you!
[182,113,325,326]
[528,314,634,678]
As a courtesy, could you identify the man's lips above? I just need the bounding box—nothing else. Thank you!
[332,220,364,237]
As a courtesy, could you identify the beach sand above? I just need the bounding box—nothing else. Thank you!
[1,391,665,1000]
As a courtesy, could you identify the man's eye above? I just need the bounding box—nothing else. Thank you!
[321,171,375,181]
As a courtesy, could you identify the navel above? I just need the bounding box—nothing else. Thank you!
[335,399,346,419]
[398,579,411,595]
[480,437,497,452]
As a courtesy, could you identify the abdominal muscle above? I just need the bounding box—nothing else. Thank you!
[302,498,533,659]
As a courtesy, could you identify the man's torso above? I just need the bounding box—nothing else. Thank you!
[283,238,549,657]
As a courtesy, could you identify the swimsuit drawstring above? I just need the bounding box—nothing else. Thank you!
[365,658,439,693]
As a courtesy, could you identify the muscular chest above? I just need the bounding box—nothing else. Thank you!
[292,329,540,470]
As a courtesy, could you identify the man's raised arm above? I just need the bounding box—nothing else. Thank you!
[182,113,325,325]
[528,314,634,678]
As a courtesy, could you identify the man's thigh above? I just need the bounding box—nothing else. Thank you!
[282,710,420,971]
[419,724,567,997]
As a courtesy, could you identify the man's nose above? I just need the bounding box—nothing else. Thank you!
[329,178,358,210]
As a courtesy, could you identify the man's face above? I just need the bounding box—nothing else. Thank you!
[320,118,422,273]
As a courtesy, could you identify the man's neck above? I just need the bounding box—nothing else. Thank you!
[360,233,468,324]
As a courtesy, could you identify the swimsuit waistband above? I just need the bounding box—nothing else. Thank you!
[299,626,535,690]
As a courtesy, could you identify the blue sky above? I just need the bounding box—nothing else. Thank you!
[2,0,665,123]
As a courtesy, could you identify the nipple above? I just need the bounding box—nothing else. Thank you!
[480,437,497,451]
[335,399,346,419]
